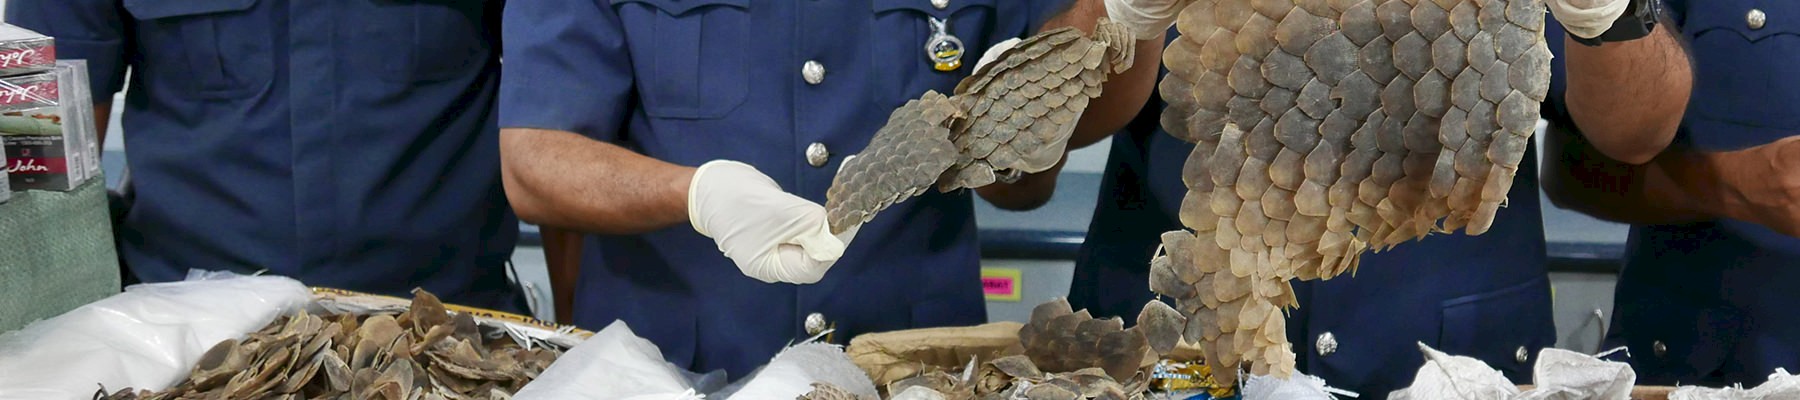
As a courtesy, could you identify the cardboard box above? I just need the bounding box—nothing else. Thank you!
[0,24,54,78]
[2,61,99,191]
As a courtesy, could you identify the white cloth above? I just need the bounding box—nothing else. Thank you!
[1546,0,1633,39]
[688,160,855,284]
[1103,0,1189,40]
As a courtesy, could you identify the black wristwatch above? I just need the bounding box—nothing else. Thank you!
[1570,0,1662,46]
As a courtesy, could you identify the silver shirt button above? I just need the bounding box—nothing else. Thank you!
[806,143,830,168]
[1316,332,1339,356]
[932,0,949,10]
[1515,346,1530,363]
[802,60,826,85]
[1749,9,1767,30]
[804,313,828,335]
[1653,340,1669,358]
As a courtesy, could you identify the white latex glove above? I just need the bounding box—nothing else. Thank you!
[1104,0,1190,40]
[1546,0,1632,39]
[973,37,1023,72]
[689,160,856,284]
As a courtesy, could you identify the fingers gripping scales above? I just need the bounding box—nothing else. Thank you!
[690,161,854,284]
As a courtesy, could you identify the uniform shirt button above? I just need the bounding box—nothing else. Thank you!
[931,0,949,9]
[806,143,830,167]
[805,313,828,335]
[1653,340,1669,358]
[1515,346,1530,363]
[1749,9,1767,30]
[1316,332,1338,356]
[803,60,826,85]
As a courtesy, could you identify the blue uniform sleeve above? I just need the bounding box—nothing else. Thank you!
[7,0,130,102]
[497,0,634,142]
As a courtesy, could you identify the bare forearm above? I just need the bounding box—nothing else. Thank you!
[540,226,582,324]
[977,159,1066,210]
[1044,0,1162,149]
[1543,122,1712,224]
[94,102,110,147]
[499,128,694,234]
[1562,22,1692,164]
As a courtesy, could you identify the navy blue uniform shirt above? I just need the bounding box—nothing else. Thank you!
[1545,0,1800,386]
[1071,31,1556,398]
[498,0,1068,377]
[9,0,525,312]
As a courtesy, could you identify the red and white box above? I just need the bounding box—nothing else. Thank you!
[2,60,99,192]
[0,24,53,78]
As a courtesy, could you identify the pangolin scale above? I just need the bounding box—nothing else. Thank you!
[1149,0,1550,385]
[826,20,1136,234]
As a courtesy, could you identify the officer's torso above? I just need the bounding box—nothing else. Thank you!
[573,0,1060,377]
[114,0,521,310]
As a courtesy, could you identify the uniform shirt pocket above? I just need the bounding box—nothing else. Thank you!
[123,0,271,99]
[611,0,751,120]
[1437,277,1555,380]
[349,0,495,84]
[1683,1,1800,138]
[868,0,998,109]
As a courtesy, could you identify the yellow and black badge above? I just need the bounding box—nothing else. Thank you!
[926,17,964,71]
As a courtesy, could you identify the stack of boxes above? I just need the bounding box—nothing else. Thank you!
[0,23,100,203]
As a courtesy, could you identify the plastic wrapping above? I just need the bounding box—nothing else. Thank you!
[1242,372,1355,400]
[0,24,53,77]
[1669,369,1800,399]
[0,273,311,400]
[1387,343,1522,400]
[512,321,704,400]
[2,60,100,191]
[725,342,878,400]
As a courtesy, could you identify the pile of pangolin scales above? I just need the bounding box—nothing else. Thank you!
[803,299,1188,400]
[97,290,560,400]
[832,0,1549,386]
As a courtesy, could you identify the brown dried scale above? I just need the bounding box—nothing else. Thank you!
[97,289,562,400]
[825,20,1137,234]
[1154,0,1549,384]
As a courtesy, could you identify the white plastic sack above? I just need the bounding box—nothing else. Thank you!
[0,272,310,400]
[513,321,704,400]
[726,342,879,400]
[1512,348,1634,400]
[1669,368,1800,400]
[1243,372,1357,399]
[1387,342,1522,400]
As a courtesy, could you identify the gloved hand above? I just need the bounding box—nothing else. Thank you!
[1546,0,1632,39]
[689,160,856,284]
[1104,0,1190,40]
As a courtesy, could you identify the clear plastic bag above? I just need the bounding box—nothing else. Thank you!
[0,272,310,400]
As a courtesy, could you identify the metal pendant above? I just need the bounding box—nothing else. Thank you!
[926,17,964,72]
